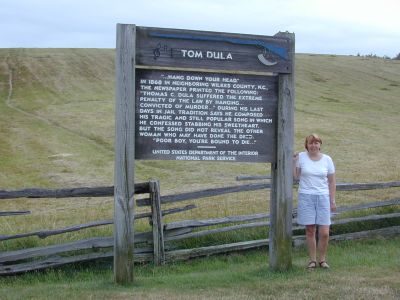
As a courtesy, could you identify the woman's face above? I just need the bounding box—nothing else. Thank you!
[307,140,321,153]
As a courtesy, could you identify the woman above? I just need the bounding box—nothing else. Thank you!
[293,134,336,269]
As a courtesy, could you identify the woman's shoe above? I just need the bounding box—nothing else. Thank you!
[307,261,317,270]
[319,261,330,269]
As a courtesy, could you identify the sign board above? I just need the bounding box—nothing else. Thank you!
[135,27,293,163]
[135,70,277,162]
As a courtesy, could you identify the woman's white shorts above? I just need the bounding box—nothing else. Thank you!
[297,193,331,226]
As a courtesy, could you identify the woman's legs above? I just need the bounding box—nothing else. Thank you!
[306,225,330,263]
[305,225,317,262]
[301,194,331,265]
[317,225,330,262]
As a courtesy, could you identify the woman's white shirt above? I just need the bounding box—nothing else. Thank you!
[296,151,335,195]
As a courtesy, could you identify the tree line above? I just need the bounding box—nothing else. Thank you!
[357,52,400,60]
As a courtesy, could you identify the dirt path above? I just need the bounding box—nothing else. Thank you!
[5,55,54,125]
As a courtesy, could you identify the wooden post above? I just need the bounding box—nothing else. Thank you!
[149,180,165,265]
[269,32,295,271]
[114,23,136,284]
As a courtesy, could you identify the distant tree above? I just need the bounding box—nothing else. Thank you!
[394,53,400,60]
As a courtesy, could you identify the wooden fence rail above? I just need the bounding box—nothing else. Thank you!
[0,204,195,242]
[137,181,400,206]
[2,181,399,201]
[0,182,149,199]
[0,211,31,217]
[1,180,399,275]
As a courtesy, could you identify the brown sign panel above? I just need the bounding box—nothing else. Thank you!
[135,69,278,162]
[136,27,292,74]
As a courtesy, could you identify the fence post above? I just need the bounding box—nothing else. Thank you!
[149,179,165,265]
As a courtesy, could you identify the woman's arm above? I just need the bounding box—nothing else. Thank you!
[328,173,336,211]
[293,153,300,180]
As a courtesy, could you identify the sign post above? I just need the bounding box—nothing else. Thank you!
[114,24,295,283]
[114,24,136,284]
[269,32,295,270]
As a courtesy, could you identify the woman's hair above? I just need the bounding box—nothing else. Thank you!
[304,133,322,150]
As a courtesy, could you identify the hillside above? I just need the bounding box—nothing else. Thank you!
[1,49,399,195]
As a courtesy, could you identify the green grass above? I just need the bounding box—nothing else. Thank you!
[1,49,400,297]
[0,237,399,299]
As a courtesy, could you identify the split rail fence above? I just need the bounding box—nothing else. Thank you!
[1,180,400,275]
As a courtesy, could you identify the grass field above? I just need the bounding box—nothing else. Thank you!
[0,49,400,297]
[1,49,399,190]
[0,237,399,299]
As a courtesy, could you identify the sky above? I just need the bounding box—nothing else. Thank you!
[1,0,399,57]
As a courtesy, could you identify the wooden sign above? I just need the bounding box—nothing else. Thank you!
[114,24,295,284]
[136,27,292,74]
[134,26,294,163]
